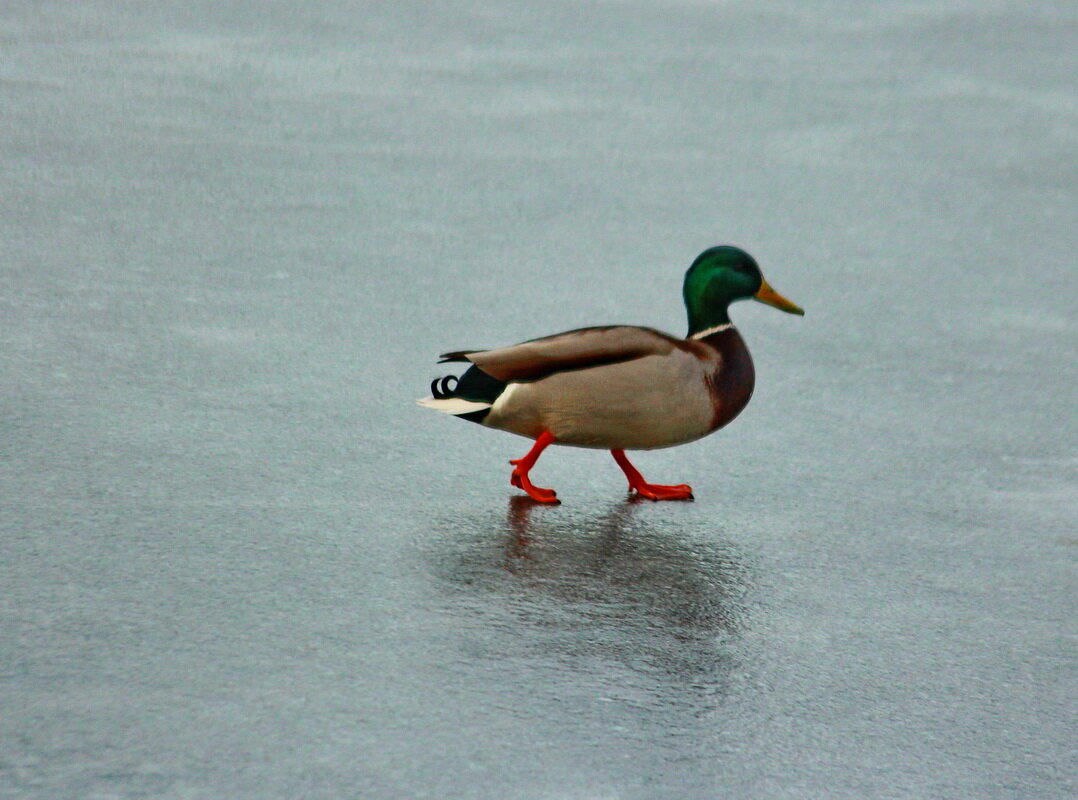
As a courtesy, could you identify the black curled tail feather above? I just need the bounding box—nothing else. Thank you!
[430,375,459,399]
[429,366,505,404]
[426,365,507,426]
[426,366,504,425]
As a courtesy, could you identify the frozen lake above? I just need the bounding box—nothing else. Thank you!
[2,1,1075,797]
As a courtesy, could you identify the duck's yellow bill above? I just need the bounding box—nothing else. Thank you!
[755,280,804,315]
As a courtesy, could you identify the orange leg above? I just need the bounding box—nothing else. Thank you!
[610,449,694,501]
[509,431,559,504]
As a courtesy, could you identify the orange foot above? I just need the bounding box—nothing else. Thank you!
[508,431,560,504]
[509,466,559,504]
[610,448,694,501]
[629,480,694,501]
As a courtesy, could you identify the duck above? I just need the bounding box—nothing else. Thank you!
[418,245,804,504]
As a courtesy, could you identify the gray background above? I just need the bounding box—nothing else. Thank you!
[2,1,1075,798]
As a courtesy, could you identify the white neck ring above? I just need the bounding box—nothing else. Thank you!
[690,323,734,340]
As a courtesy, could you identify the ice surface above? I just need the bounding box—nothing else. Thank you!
[1,1,1075,798]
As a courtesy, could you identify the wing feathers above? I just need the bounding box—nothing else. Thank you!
[460,326,681,382]
[437,351,475,363]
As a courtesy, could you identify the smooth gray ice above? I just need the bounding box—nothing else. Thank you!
[2,1,1075,798]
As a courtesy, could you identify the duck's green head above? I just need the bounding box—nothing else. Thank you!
[683,245,804,335]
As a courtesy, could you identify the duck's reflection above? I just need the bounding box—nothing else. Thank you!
[433,496,749,692]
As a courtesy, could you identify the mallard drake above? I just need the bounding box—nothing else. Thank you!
[419,245,803,503]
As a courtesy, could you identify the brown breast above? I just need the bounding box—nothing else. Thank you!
[696,327,756,431]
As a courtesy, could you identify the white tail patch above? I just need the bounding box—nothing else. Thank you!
[416,396,492,415]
